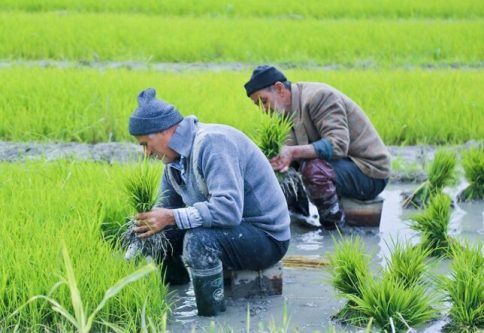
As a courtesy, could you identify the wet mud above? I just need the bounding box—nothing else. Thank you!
[166,183,483,332]
[2,141,481,184]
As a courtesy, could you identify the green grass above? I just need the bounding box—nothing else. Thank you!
[440,242,484,332]
[0,13,482,65]
[0,160,169,331]
[0,66,483,145]
[1,0,483,18]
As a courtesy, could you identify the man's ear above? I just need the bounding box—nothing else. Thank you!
[274,81,286,95]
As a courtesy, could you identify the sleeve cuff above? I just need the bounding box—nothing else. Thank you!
[193,202,213,228]
[312,138,333,160]
[173,207,203,229]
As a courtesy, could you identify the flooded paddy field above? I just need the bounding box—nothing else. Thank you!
[166,183,483,332]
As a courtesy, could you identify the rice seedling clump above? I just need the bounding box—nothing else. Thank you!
[440,242,484,333]
[345,275,440,331]
[383,241,432,288]
[329,236,372,322]
[402,149,456,208]
[409,193,456,257]
[329,237,440,330]
[458,146,484,201]
[121,161,171,261]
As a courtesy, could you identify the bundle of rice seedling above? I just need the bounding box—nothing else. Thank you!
[439,242,484,333]
[458,147,484,202]
[408,193,456,257]
[121,161,171,261]
[402,149,456,208]
[255,111,320,226]
[330,236,371,296]
[329,236,372,322]
[255,111,301,195]
[329,237,441,330]
[345,274,440,331]
[383,241,431,289]
[257,111,293,161]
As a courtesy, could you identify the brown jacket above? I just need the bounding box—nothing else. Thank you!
[287,82,391,179]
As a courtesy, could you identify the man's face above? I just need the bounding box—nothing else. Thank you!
[249,83,290,116]
[135,131,179,164]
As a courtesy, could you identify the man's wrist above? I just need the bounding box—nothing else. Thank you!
[166,209,176,226]
[289,145,317,160]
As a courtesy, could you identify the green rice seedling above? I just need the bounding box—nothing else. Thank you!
[408,193,456,257]
[345,275,440,331]
[439,242,484,332]
[0,160,169,330]
[256,111,292,160]
[329,236,372,297]
[1,66,483,145]
[99,201,131,246]
[0,13,482,66]
[329,236,373,322]
[402,149,457,208]
[121,160,171,261]
[6,244,158,333]
[124,159,161,214]
[1,0,482,19]
[383,241,432,289]
[255,111,302,198]
[458,147,484,201]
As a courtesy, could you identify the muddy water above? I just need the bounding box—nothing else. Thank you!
[166,183,483,332]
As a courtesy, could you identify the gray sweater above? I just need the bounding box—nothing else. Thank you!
[158,116,291,242]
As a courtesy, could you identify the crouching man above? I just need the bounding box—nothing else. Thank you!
[244,65,391,229]
[128,88,290,316]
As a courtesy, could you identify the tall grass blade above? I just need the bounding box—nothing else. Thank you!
[61,243,87,331]
[86,263,158,329]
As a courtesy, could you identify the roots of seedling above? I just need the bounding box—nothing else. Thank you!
[277,168,303,201]
[122,219,172,261]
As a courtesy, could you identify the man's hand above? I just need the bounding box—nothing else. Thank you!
[270,145,294,173]
[134,208,175,239]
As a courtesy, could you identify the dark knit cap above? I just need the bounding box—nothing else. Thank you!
[128,88,183,136]
[244,65,287,97]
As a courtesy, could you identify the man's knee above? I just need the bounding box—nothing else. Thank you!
[182,228,221,269]
[300,159,337,199]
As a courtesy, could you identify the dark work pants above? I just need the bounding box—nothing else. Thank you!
[162,223,289,271]
[329,158,388,200]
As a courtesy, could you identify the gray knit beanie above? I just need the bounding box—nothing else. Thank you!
[128,88,183,136]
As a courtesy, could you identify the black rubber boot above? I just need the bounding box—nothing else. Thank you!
[161,255,190,286]
[191,262,226,316]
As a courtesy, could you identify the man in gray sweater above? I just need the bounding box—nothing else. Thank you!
[128,88,290,316]
[245,65,391,229]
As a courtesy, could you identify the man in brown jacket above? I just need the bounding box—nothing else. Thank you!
[244,65,391,229]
